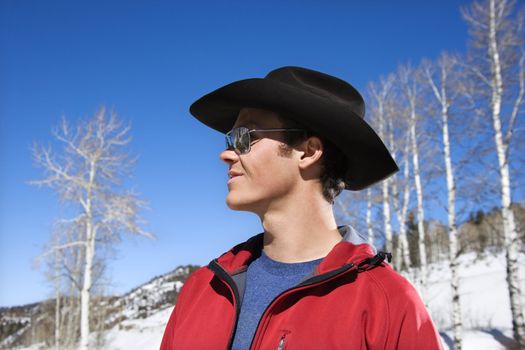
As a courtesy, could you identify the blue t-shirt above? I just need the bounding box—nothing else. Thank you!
[231,250,323,350]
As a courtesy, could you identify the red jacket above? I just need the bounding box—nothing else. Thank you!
[160,230,443,350]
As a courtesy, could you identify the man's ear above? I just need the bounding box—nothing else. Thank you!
[298,136,324,170]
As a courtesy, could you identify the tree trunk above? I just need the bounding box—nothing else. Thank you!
[382,182,393,253]
[391,149,412,273]
[487,0,525,345]
[398,180,411,272]
[79,223,95,350]
[409,104,428,293]
[397,219,411,271]
[80,161,97,350]
[378,107,393,254]
[366,189,374,245]
[55,250,60,350]
[439,66,463,350]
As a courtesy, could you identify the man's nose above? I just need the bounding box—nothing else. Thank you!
[219,149,239,165]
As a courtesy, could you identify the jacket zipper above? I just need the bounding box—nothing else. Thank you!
[277,334,286,350]
[208,260,242,350]
[208,250,386,350]
[248,262,356,350]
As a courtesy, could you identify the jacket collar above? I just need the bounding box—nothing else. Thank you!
[214,225,376,276]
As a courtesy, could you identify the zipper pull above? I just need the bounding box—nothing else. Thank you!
[277,334,286,350]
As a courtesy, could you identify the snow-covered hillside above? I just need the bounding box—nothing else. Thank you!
[99,307,173,350]
[0,265,198,350]
[107,267,187,324]
[11,251,525,349]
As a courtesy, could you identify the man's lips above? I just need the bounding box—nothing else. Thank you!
[227,171,243,184]
[228,170,243,178]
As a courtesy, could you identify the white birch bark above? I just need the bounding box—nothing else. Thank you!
[80,160,96,350]
[54,250,61,350]
[409,119,427,284]
[79,226,94,349]
[381,181,393,253]
[424,55,463,350]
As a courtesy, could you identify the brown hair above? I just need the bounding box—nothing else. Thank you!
[276,114,347,204]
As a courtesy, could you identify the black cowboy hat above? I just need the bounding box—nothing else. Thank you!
[189,66,398,190]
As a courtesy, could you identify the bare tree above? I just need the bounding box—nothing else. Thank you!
[462,0,525,345]
[388,129,412,273]
[384,82,413,274]
[368,76,395,254]
[399,65,429,292]
[31,107,154,350]
[423,52,464,350]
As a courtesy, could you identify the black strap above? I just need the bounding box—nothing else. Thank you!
[357,251,392,272]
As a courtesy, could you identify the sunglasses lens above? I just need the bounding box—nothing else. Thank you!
[235,127,250,154]
[226,134,235,151]
[226,127,250,154]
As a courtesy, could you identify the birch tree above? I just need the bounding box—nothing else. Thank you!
[423,53,463,350]
[390,141,412,273]
[383,83,413,273]
[462,0,525,345]
[31,107,154,350]
[399,65,429,291]
[368,76,395,254]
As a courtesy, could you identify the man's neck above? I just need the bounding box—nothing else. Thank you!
[258,192,343,263]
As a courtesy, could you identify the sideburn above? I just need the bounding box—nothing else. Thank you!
[277,143,294,158]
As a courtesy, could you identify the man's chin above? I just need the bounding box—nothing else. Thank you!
[225,199,249,211]
[225,195,259,212]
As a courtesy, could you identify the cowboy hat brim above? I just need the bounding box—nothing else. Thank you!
[189,77,398,191]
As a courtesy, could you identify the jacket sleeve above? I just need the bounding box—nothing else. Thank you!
[159,272,196,350]
[159,304,177,350]
[385,281,444,350]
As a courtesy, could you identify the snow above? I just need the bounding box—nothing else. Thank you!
[11,252,525,349]
[97,307,173,350]
[110,268,186,322]
[425,251,525,349]
[14,343,46,350]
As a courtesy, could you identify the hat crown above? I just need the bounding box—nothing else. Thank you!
[265,66,365,119]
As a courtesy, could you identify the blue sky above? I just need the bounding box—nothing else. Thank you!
[0,0,473,307]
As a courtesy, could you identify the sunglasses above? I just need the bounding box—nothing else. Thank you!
[225,127,307,154]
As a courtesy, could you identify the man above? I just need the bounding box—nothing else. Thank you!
[161,66,443,349]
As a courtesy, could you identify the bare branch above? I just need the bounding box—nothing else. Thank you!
[505,49,525,148]
[35,241,87,266]
[423,61,443,105]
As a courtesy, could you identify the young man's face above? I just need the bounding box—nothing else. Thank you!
[219,107,302,214]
